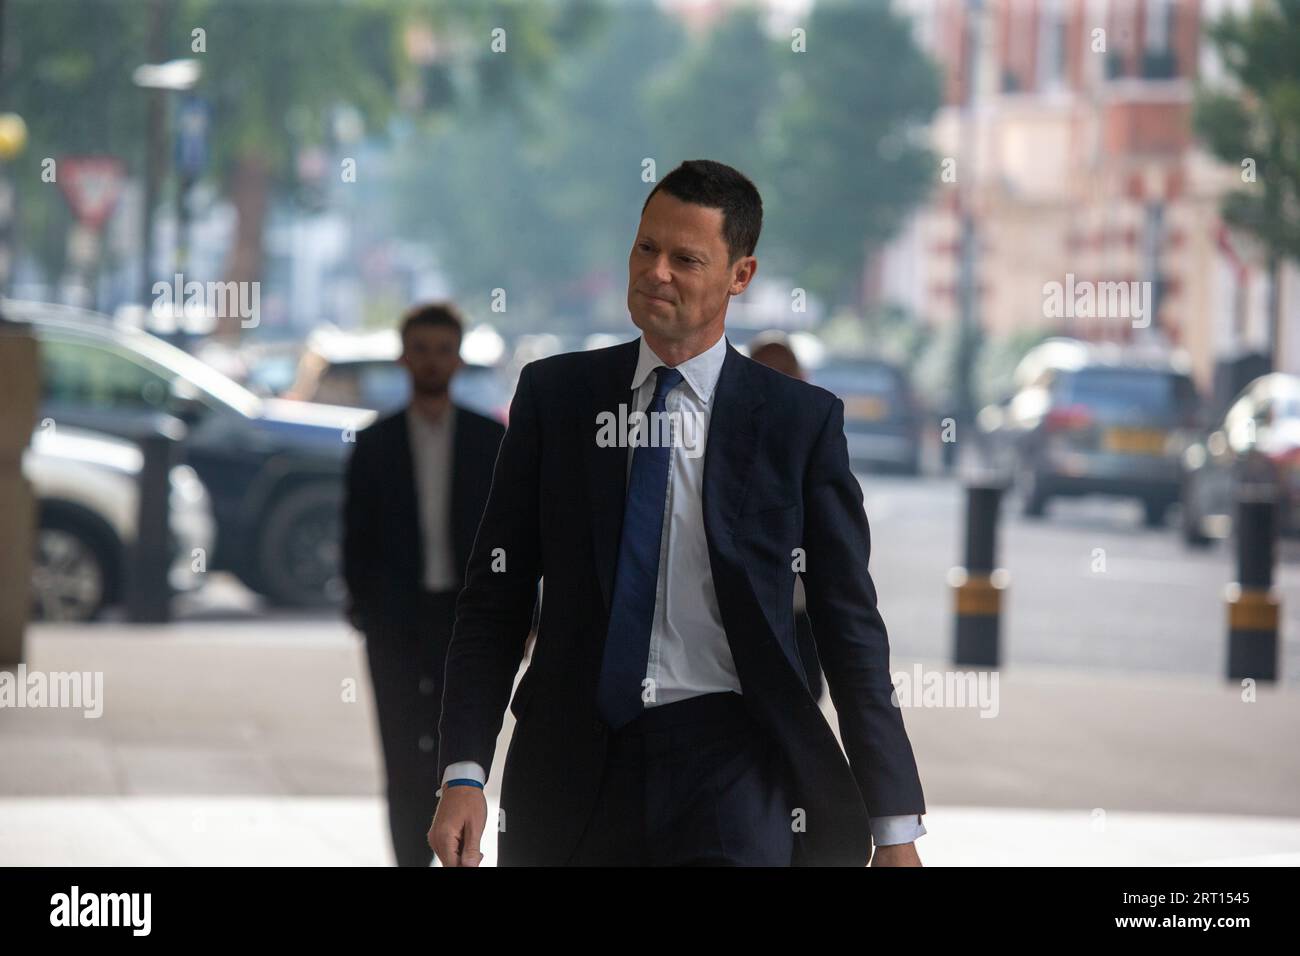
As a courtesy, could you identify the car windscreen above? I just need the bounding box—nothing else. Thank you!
[813,363,910,422]
[1060,368,1196,419]
[123,327,263,417]
[316,362,409,410]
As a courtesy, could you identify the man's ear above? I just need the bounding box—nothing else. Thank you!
[730,255,758,296]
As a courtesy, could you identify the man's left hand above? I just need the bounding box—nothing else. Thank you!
[869,842,921,867]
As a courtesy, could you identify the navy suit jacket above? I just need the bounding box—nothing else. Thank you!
[438,337,925,866]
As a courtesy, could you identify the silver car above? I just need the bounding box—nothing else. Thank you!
[23,425,215,621]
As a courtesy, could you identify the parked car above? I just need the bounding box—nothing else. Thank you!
[6,299,376,607]
[1180,372,1300,546]
[284,326,511,421]
[24,424,214,621]
[981,338,1201,525]
[811,357,922,475]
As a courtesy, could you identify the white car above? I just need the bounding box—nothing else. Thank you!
[23,425,215,621]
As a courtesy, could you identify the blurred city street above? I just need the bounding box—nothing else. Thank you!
[2,0,1300,878]
[5,470,1298,866]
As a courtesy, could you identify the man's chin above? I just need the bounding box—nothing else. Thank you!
[628,310,677,338]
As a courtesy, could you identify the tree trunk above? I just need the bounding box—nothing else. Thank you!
[1266,252,1280,373]
[219,151,270,340]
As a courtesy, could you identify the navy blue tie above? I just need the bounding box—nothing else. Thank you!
[596,365,685,729]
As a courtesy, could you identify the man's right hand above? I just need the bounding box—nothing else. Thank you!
[429,786,488,867]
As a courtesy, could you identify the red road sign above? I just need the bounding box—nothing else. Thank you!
[57,156,125,230]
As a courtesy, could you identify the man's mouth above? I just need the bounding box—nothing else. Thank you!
[640,290,675,304]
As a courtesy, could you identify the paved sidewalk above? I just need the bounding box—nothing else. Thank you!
[4,796,1298,866]
[2,622,1297,865]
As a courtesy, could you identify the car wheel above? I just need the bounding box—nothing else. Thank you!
[1180,493,1211,548]
[31,518,113,622]
[257,483,346,607]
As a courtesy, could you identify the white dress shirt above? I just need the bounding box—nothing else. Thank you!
[442,333,925,847]
[406,405,460,593]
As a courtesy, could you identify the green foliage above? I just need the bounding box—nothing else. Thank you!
[393,0,942,326]
[1194,2,1300,261]
[764,1,941,308]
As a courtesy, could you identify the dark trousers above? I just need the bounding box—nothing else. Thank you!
[363,588,458,867]
[566,691,795,866]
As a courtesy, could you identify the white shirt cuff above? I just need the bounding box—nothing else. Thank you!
[869,814,926,846]
[441,761,487,788]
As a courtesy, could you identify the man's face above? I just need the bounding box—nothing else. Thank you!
[399,324,462,398]
[627,191,756,345]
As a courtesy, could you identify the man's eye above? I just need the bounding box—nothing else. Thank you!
[678,256,696,264]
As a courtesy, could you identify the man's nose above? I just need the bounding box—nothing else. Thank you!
[647,253,673,285]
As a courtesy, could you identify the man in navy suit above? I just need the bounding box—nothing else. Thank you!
[429,160,926,866]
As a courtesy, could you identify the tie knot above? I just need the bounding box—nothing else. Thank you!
[652,366,684,401]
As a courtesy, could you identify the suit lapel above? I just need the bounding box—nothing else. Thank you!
[583,340,641,614]
[392,409,423,580]
[702,342,763,553]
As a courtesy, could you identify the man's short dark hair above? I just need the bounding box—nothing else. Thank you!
[642,159,763,264]
[400,301,464,345]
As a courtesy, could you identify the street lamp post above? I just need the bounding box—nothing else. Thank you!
[133,57,201,309]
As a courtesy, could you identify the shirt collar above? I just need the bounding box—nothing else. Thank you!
[630,331,728,404]
[407,403,455,433]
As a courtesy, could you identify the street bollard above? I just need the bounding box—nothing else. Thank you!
[952,483,1008,667]
[0,320,40,666]
[1226,486,1280,683]
[125,420,184,623]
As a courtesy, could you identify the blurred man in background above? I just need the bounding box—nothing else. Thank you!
[748,331,824,704]
[342,302,505,866]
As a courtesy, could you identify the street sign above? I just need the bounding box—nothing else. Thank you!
[175,97,210,177]
[57,156,125,230]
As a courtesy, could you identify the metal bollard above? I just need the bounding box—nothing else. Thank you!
[125,421,183,623]
[952,483,1008,667]
[1226,485,1279,682]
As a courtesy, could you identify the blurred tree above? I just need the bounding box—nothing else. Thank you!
[4,0,573,332]
[644,6,779,186]
[2,0,151,285]
[183,0,572,335]
[391,1,676,330]
[1195,2,1300,370]
[764,1,941,313]
[393,1,942,333]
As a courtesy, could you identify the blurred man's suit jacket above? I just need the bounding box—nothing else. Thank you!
[438,338,925,866]
[342,405,504,631]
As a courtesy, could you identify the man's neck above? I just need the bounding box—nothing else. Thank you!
[410,392,452,425]
[643,323,725,368]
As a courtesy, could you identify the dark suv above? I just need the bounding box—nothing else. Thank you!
[810,358,922,475]
[9,300,376,606]
[985,340,1200,525]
